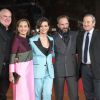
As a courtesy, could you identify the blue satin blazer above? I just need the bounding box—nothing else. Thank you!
[29,34,54,78]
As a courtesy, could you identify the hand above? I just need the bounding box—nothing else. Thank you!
[9,72,14,83]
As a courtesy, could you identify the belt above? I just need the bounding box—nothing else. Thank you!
[82,63,92,67]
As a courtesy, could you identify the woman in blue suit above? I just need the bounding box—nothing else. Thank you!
[29,17,54,100]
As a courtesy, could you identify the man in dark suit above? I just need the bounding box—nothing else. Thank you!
[0,8,13,100]
[76,14,100,100]
[52,15,78,100]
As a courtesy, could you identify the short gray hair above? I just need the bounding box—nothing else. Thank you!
[83,14,96,23]
[0,8,12,16]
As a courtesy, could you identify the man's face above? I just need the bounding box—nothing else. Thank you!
[83,16,95,31]
[0,10,12,28]
[57,18,69,33]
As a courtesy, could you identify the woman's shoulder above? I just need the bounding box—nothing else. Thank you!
[13,35,20,42]
[48,35,53,41]
[30,34,39,41]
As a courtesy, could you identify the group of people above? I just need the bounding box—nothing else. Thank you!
[0,8,100,100]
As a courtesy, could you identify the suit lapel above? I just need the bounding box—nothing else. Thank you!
[81,32,84,47]
[78,31,84,56]
[34,39,44,55]
[57,34,67,51]
[34,35,53,56]
[33,35,45,56]
[48,38,53,55]
[67,33,71,50]
[55,33,71,54]
[90,29,97,49]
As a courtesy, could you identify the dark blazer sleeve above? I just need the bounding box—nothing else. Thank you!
[76,30,84,80]
[0,28,7,74]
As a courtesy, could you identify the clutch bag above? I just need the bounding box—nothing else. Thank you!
[13,72,20,84]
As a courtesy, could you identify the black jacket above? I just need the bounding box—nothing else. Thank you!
[76,29,100,79]
[0,23,14,74]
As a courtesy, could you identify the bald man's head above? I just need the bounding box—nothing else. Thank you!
[0,8,12,30]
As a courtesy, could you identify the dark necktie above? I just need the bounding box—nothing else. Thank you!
[84,32,89,63]
[62,32,69,46]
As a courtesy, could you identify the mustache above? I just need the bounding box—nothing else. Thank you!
[57,27,70,32]
[63,27,69,30]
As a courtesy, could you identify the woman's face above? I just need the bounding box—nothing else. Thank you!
[18,21,29,36]
[39,21,49,34]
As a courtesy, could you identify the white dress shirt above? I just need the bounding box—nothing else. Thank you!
[82,28,94,64]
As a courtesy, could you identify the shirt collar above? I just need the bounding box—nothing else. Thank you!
[86,28,94,35]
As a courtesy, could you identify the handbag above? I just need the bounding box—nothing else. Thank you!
[13,72,20,84]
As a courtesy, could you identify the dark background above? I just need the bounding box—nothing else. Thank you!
[0,0,100,30]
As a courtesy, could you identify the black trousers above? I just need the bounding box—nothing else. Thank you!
[0,65,10,100]
[54,76,78,100]
[81,64,100,100]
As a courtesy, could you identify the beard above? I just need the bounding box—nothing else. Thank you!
[57,28,69,36]
[58,27,69,34]
[62,28,68,33]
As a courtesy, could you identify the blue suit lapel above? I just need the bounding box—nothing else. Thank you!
[33,35,45,56]
[33,35,53,56]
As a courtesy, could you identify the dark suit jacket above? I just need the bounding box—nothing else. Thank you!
[0,23,14,74]
[76,29,100,79]
[52,31,78,77]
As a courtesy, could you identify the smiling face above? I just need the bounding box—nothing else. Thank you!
[83,15,95,31]
[17,20,30,37]
[0,9,12,29]
[39,21,49,34]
